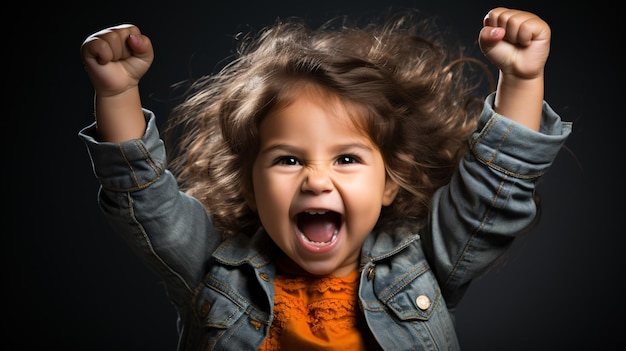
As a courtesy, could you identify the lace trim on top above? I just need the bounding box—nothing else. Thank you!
[258,256,375,351]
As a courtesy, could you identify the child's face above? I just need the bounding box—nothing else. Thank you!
[250,91,398,277]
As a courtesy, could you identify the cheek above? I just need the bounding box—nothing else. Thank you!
[340,170,388,212]
[252,167,295,225]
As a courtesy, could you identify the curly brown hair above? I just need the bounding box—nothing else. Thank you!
[163,10,493,237]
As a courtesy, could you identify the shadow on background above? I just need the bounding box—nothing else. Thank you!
[6,0,620,349]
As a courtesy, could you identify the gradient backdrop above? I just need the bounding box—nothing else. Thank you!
[6,0,620,349]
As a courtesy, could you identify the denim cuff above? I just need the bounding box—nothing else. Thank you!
[78,109,167,191]
[470,93,572,179]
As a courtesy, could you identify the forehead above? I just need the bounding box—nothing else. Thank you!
[258,92,381,158]
[265,82,371,136]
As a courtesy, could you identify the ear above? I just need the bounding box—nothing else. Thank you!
[382,177,399,206]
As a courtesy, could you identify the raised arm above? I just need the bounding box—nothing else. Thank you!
[479,7,551,131]
[81,24,154,142]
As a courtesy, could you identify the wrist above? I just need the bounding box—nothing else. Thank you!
[494,72,544,131]
[94,87,147,142]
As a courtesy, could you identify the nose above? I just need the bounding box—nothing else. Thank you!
[301,167,334,195]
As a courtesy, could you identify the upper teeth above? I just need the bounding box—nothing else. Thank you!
[305,210,327,215]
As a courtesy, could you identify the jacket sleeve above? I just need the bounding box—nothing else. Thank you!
[78,109,220,305]
[424,92,572,309]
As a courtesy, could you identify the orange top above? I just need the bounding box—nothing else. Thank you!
[258,256,380,351]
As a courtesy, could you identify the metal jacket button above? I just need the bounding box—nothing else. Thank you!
[415,295,431,311]
[366,266,375,280]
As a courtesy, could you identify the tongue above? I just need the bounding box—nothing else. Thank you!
[298,213,338,243]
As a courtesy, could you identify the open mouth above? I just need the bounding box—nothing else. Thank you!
[296,210,342,245]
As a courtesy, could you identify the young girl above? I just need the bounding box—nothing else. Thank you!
[79,7,571,350]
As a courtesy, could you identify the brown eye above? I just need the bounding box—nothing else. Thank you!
[336,154,360,165]
[274,156,301,166]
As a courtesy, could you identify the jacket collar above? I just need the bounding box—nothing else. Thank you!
[360,220,421,262]
[211,220,421,268]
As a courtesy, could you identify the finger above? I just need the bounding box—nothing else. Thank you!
[106,25,140,61]
[484,8,547,47]
[81,24,141,64]
[502,12,540,46]
[483,7,509,27]
[516,17,550,46]
[81,36,114,65]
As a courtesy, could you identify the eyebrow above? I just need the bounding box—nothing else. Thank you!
[258,142,375,155]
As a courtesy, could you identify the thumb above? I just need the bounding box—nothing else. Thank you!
[478,26,505,55]
[126,33,154,63]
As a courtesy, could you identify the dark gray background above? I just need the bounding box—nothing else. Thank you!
[6,0,620,349]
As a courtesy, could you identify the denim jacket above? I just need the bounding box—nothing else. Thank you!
[79,93,571,350]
